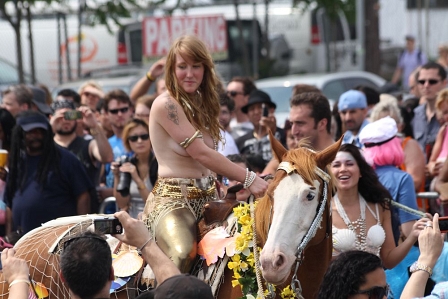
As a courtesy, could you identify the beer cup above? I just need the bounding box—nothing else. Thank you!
[0,150,8,168]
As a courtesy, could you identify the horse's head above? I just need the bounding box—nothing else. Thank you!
[257,132,342,285]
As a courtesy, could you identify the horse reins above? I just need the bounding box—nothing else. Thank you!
[251,162,331,299]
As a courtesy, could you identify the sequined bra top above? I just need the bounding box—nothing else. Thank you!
[332,193,386,256]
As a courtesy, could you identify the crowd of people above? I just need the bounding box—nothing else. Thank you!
[1,33,448,298]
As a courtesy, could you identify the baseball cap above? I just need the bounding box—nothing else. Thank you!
[16,112,49,132]
[359,116,398,147]
[135,274,213,299]
[30,87,52,115]
[338,90,367,111]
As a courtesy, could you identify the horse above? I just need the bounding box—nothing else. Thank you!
[253,133,341,298]
[0,135,341,299]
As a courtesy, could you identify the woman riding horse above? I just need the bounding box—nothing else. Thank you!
[142,35,267,273]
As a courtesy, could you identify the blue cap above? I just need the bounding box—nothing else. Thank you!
[338,90,367,111]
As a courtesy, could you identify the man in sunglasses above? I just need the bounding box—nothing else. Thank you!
[226,77,256,139]
[51,99,114,213]
[412,62,447,161]
[104,89,134,187]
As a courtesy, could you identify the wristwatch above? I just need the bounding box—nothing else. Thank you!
[410,262,433,277]
[90,127,99,136]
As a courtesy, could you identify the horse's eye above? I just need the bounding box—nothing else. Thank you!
[306,192,315,201]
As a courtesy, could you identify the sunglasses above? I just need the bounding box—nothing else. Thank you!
[63,234,108,251]
[128,133,150,142]
[227,90,244,97]
[82,91,100,98]
[109,107,130,114]
[418,79,440,85]
[355,285,390,299]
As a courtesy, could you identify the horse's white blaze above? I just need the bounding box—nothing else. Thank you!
[260,173,321,283]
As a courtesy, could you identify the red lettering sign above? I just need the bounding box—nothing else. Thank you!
[142,15,228,60]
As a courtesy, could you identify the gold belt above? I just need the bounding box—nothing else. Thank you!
[152,176,216,200]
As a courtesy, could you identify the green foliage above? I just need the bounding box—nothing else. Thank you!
[293,0,356,21]
[83,0,141,33]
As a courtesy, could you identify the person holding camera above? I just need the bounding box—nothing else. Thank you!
[235,89,285,169]
[0,211,213,299]
[51,99,114,213]
[112,119,157,218]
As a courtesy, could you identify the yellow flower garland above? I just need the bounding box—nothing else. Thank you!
[229,203,297,299]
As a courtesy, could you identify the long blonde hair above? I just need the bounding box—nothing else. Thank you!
[165,35,222,143]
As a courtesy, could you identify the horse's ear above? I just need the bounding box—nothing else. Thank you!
[269,129,287,162]
[315,134,344,169]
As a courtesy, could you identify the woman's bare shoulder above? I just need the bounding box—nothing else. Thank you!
[152,91,178,109]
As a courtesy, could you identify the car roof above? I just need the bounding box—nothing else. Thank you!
[52,74,140,97]
[256,71,386,89]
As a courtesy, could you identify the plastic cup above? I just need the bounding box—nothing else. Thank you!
[0,150,8,167]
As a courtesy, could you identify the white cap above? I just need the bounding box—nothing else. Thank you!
[359,116,398,147]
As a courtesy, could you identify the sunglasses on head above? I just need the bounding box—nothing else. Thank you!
[63,234,108,251]
[418,79,440,85]
[355,285,390,299]
[109,107,129,114]
[128,133,150,142]
[227,90,244,97]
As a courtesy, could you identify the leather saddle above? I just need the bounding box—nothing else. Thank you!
[198,184,246,240]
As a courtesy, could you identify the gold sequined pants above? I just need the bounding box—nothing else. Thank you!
[143,176,216,273]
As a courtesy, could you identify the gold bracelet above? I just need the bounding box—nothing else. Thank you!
[137,183,146,190]
[9,279,31,290]
[146,72,155,82]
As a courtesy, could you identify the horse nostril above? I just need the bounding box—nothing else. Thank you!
[274,254,285,268]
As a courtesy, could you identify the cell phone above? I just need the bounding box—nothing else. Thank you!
[439,216,448,233]
[64,110,82,120]
[94,217,123,234]
[262,104,269,117]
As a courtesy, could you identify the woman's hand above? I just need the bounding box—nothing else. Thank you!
[410,213,433,240]
[248,176,269,199]
[418,213,444,267]
[111,161,121,177]
[1,248,29,283]
[119,162,140,181]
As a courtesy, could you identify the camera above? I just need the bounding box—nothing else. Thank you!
[64,110,82,120]
[439,216,448,233]
[262,104,269,117]
[116,155,132,197]
[94,217,123,234]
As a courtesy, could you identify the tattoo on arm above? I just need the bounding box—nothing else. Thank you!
[165,99,179,125]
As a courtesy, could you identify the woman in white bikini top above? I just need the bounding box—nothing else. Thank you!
[332,193,385,256]
[330,144,429,269]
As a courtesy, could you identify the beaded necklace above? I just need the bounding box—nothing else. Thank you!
[334,193,367,251]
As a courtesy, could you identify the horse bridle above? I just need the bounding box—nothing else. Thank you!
[274,161,331,299]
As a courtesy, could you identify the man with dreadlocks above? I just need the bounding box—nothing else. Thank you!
[4,111,93,236]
